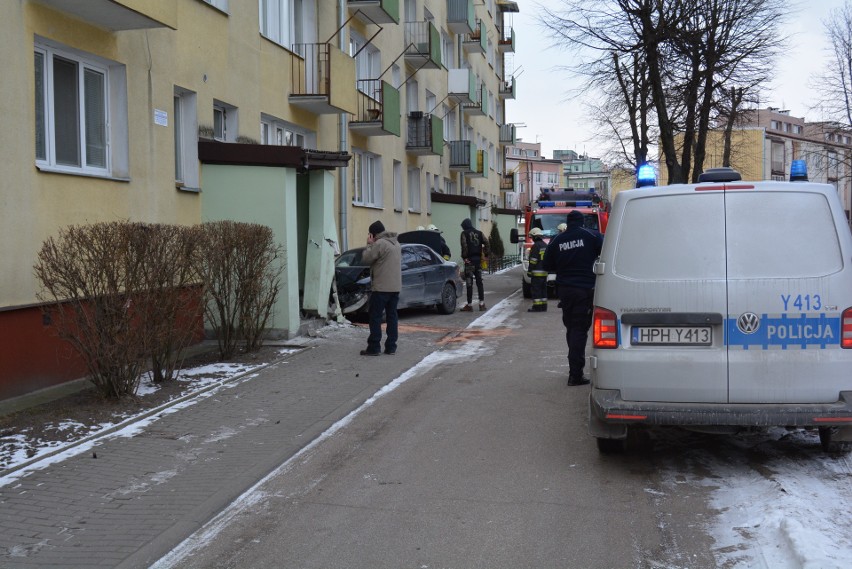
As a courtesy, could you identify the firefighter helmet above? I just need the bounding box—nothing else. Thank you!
[529,227,544,237]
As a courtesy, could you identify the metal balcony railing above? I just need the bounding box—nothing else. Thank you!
[291,43,330,97]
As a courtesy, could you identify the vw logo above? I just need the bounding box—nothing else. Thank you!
[737,312,760,334]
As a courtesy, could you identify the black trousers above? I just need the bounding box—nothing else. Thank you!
[557,285,595,379]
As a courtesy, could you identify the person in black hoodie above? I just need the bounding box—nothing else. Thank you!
[543,210,603,385]
[459,218,489,311]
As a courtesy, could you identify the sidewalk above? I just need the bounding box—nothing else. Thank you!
[0,268,522,568]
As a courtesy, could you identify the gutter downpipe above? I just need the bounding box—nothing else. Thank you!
[338,0,349,251]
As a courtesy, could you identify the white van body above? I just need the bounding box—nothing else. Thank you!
[589,175,852,452]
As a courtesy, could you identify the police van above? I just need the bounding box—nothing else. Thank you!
[589,162,852,453]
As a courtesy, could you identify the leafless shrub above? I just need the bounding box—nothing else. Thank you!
[198,221,284,358]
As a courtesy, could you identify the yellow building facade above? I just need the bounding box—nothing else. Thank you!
[0,0,519,400]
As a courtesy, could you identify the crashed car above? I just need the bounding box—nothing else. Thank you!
[333,230,463,316]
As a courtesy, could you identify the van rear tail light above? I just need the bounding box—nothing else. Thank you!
[594,307,618,348]
[842,308,852,349]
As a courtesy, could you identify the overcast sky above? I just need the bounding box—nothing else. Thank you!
[507,0,847,161]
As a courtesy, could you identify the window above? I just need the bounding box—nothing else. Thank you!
[352,149,382,206]
[393,160,403,211]
[34,39,127,177]
[350,30,380,88]
[260,114,313,147]
[408,167,421,212]
[260,0,306,48]
[770,140,785,174]
[213,100,238,142]
[174,87,199,189]
[442,31,454,69]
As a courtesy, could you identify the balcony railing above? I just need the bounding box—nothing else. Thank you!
[406,112,444,155]
[290,43,357,114]
[498,25,516,52]
[447,0,474,35]
[448,68,476,104]
[404,21,441,69]
[463,19,486,55]
[349,80,401,137]
[500,173,516,191]
[499,75,516,99]
[463,86,487,116]
[449,140,476,172]
[499,123,517,144]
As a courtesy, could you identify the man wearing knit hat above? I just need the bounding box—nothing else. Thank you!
[360,220,402,356]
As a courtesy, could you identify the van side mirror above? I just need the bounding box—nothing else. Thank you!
[509,228,519,244]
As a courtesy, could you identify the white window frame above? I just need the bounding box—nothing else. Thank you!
[260,0,295,48]
[350,30,380,88]
[34,38,128,178]
[174,87,199,190]
[408,167,421,212]
[393,160,403,211]
[352,149,383,207]
[260,113,314,147]
[213,100,238,142]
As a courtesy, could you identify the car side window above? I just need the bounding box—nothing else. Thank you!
[401,248,417,270]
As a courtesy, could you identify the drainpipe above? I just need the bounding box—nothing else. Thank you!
[338,0,349,251]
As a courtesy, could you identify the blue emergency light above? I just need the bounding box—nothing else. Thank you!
[636,163,656,187]
[790,159,808,182]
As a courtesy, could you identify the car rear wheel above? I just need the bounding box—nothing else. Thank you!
[436,282,457,314]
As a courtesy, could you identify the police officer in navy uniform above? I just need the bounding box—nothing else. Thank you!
[543,210,604,385]
[527,227,548,312]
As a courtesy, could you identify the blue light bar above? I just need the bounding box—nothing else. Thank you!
[790,159,808,182]
[636,163,656,187]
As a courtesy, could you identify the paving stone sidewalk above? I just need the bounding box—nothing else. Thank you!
[0,321,456,568]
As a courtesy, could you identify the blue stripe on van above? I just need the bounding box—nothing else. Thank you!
[726,313,840,349]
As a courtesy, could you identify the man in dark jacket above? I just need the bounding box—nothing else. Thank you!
[459,218,489,311]
[543,210,603,385]
[360,220,401,356]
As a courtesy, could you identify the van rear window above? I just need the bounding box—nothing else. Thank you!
[614,194,726,280]
[726,192,842,278]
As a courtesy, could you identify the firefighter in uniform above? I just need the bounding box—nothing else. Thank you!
[527,227,548,312]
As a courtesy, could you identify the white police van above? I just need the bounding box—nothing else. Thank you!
[589,162,852,453]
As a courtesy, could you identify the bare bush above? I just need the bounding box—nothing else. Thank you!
[198,221,284,358]
[34,223,150,398]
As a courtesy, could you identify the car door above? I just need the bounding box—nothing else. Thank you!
[415,245,445,302]
[725,187,851,404]
[595,188,729,403]
[399,246,426,308]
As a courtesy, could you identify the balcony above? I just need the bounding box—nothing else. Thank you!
[471,150,488,178]
[448,68,476,104]
[463,86,487,116]
[404,22,442,69]
[347,0,400,24]
[406,112,444,156]
[500,173,516,191]
[34,0,176,30]
[499,123,517,144]
[498,25,516,52]
[447,0,474,35]
[289,43,357,115]
[462,20,486,55]
[499,75,516,99]
[449,140,477,172]
[349,80,401,137]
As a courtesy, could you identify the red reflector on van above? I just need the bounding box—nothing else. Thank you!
[842,308,852,349]
[813,417,852,423]
[606,414,647,421]
[593,307,618,348]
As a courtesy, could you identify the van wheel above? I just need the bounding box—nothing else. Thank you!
[818,427,851,453]
[436,282,457,314]
[596,437,626,454]
[522,280,531,298]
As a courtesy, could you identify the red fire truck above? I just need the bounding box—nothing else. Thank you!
[510,190,609,298]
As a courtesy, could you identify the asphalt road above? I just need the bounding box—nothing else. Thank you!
[164,268,718,569]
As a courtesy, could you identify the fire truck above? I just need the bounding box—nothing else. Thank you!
[510,190,609,298]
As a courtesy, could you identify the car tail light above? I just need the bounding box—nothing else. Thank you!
[593,307,618,348]
[842,308,852,349]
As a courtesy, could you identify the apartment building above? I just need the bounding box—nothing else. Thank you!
[664,108,852,222]
[503,141,563,210]
[552,149,611,201]
[0,0,519,400]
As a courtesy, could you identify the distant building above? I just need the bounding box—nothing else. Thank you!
[553,149,611,201]
[663,108,852,222]
[503,141,562,209]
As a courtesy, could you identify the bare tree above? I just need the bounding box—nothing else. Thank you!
[540,0,787,183]
[813,1,852,126]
